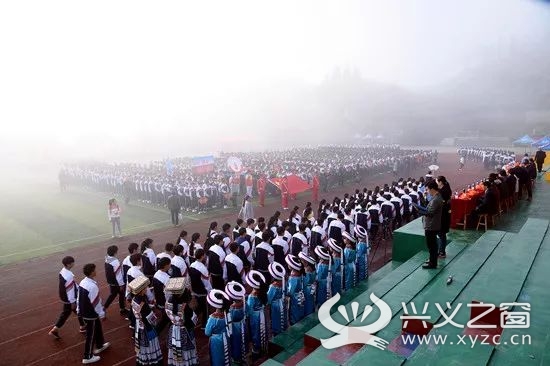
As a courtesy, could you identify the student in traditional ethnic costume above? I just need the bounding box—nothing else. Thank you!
[225,281,248,365]
[267,262,287,336]
[49,256,86,339]
[246,270,268,359]
[342,232,357,290]
[165,278,199,366]
[77,263,110,364]
[104,245,128,317]
[153,257,172,332]
[285,255,305,325]
[328,239,343,295]
[315,246,331,305]
[129,275,164,366]
[298,252,317,316]
[354,225,370,282]
[205,289,232,366]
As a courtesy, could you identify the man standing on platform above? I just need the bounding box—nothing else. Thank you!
[422,181,443,269]
[535,147,547,174]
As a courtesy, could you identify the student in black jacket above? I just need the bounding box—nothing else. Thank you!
[78,263,110,364]
[103,245,127,316]
[49,256,86,339]
[207,235,226,290]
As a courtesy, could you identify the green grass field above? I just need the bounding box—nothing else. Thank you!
[0,184,178,266]
[0,179,290,266]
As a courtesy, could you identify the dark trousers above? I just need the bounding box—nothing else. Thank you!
[437,232,447,254]
[526,182,533,199]
[104,285,125,310]
[195,295,208,327]
[55,303,85,328]
[536,162,543,173]
[170,209,179,225]
[155,307,170,334]
[211,274,225,290]
[425,230,439,267]
[83,319,105,359]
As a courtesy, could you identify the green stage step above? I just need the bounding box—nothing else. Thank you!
[405,218,549,366]
[488,229,550,365]
[270,260,402,352]
[346,230,507,366]
[298,241,469,365]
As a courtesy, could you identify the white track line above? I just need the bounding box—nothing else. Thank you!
[111,355,136,366]
[26,324,130,365]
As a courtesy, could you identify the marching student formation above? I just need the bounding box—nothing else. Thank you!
[49,168,447,365]
[58,146,436,212]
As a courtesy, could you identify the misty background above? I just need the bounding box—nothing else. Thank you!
[1,0,549,184]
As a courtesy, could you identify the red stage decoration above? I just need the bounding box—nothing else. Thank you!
[257,176,267,207]
[268,174,311,209]
[312,175,320,202]
[281,176,289,209]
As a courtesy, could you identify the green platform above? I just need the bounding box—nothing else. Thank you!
[392,218,427,262]
[262,179,550,366]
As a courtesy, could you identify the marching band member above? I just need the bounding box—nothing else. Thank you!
[165,279,198,366]
[225,281,248,365]
[246,270,268,359]
[267,262,287,335]
[354,225,370,281]
[205,290,231,365]
[285,255,305,325]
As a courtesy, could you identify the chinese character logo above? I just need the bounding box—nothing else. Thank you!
[319,293,392,350]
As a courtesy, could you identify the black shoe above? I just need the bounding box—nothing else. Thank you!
[422,264,437,269]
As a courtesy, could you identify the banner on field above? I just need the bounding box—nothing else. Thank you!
[269,174,311,194]
[192,155,215,175]
[227,156,243,172]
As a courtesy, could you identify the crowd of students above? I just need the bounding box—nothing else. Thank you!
[59,146,435,212]
[50,167,456,365]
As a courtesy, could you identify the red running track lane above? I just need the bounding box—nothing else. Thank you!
[0,153,489,366]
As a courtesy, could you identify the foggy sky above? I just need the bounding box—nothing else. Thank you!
[1,0,549,166]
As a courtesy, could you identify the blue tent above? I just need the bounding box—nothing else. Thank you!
[540,142,550,151]
[532,136,550,147]
[513,134,535,145]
